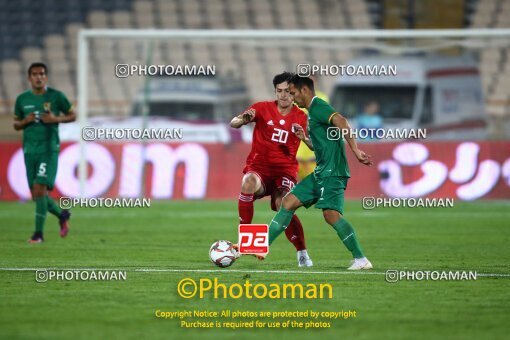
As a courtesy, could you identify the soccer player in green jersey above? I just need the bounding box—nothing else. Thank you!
[13,62,76,243]
[267,74,373,270]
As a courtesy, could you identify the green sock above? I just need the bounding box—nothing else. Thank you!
[47,196,62,217]
[268,207,295,245]
[35,196,48,233]
[333,218,365,258]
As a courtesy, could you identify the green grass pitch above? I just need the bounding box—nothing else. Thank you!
[0,200,509,339]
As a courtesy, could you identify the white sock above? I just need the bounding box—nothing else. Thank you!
[297,249,309,258]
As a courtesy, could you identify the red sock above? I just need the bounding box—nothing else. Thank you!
[238,192,254,224]
[285,215,306,251]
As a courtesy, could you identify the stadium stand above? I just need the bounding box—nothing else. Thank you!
[0,0,508,139]
[469,0,510,130]
[0,0,374,117]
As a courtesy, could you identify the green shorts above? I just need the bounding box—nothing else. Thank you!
[291,174,348,214]
[24,152,59,190]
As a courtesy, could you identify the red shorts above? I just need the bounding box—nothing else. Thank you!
[243,165,297,211]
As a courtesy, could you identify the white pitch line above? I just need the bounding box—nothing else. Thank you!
[0,267,509,277]
[3,210,509,219]
[134,268,385,275]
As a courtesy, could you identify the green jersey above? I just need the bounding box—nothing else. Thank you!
[307,96,350,179]
[14,87,73,154]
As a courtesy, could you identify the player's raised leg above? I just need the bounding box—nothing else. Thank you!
[58,209,71,238]
[273,190,313,267]
[323,210,372,270]
[238,172,264,224]
[46,196,71,237]
[40,152,70,239]
[270,172,318,247]
[268,193,303,245]
[46,195,61,218]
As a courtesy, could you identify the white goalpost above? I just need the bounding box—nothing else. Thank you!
[76,28,510,197]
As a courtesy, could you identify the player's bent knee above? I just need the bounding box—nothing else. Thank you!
[274,197,282,210]
[273,189,286,210]
[323,209,341,226]
[32,184,47,198]
[282,193,302,210]
[241,174,261,194]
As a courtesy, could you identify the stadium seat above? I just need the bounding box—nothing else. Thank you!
[112,11,133,28]
[133,0,153,14]
[134,1,156,28]
[159,10,181,28]
[7,0,506,121]
[230,3,252,28]
[191,43,213,64]
[471,0,497,27]
[92,39,117,59]
[88,11,109,28]
[211,43,237,69]
[205,0,226,28]
[184,14,205,29]
[100,73,125,101]
[278,8,299,29]
[3,71,24,99]
[135,13,156,28]
[21,47,44,64]
[165,42,186,65]
[252,0,274,28]
[88,77,103,102]
[157,1,180,27]
[2,60,22,77]
[44,35,67,63]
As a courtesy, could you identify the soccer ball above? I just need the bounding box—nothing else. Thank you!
[209,240,238,268]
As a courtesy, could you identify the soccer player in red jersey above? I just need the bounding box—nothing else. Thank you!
[230,72,314,266]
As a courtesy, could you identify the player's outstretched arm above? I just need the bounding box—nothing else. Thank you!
[292,123,314,151]
[331,113,372,166]
[230,108,255,128]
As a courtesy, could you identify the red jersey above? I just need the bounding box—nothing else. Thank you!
[244,101,308,175]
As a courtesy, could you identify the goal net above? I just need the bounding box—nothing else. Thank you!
[69,29,510,197]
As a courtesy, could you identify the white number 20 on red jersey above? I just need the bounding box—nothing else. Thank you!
[271,128,288,144]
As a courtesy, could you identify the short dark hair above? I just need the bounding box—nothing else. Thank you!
[272,72,293,88]
[288,74,315,92]
[28,62,48,76]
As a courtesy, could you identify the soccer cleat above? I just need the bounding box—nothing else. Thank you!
[347,257,373,270]
[232,247,242,259]
[297,253,313,267]
[59,209,71,238]
[232,243,266,260]
[28,232,44,244]
[253,253,266,261]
